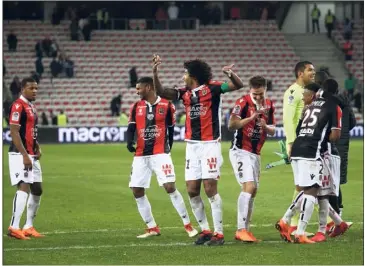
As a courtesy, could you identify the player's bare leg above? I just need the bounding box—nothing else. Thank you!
[163,182,198,237]
[8,181,30,240]
[187,180,212,245]
[202,179,224,246]
[23,182,44,238]
[294,186,318,244]
[235,181,259,242]
[132,187,160,238]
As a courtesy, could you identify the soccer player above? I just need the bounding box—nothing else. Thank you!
[228,76,276,242]
[276,82,342,244]
[126,77,198,239]
[152,55,244,246]
[282,61,315,235]
[321,81,356,218]
[7,77,44,240]
[315,78,353,239]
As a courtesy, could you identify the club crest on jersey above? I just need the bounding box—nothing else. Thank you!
[158,108,164,115]
[15,104,20,110]
[147,113,154,120]
[202,89,207,96]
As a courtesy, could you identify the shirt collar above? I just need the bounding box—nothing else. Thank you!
[145,96,161,106]
[19,95,31,105]
[192,84,205,92]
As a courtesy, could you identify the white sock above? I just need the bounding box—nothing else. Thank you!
[318,198,329,234]
[24,194,41,230]
[208,193,223,235]
[246,198,255,231]
[135,196,157,229]
[237,192,251,230]
[329,205,343,225]
[297,194,316,235]
[169,190,190,225]
[10,190,29,229]
[283,190,304,224]
[189,195,209,231]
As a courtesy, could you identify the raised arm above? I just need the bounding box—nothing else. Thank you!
[221,64,244,93]
[152,54,179,101]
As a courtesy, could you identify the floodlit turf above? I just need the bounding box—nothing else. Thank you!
[3,140,364,265]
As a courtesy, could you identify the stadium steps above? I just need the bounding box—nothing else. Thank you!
[285,33,348,88]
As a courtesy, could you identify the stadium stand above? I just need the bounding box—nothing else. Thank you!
[332,19,364,85]
[3,20,363,125]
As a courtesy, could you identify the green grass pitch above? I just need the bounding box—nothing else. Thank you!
[3,140,364,265]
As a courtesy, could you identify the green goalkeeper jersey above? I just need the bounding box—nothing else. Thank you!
[283,82,304,144]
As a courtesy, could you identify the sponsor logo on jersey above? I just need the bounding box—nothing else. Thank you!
[190,104,208,119]
[139,125,162,141]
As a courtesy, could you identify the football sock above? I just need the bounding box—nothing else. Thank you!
[10,190,28,229]
[135,195,157,229]
[208,193,223,235]
[237,192,251,230]
[246,197,255,231]
[329,205,343,225]
[290,189,300,227]
[296,194,316,235]
[168,190,190,225]
[189,195,209,231]
[318,198,329,234]
[283,190,304,224]
[328,194,340,214]
[24,194,41,229]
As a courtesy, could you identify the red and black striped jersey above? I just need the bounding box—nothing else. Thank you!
[129,97,176,156]
[177,81,224,142]
[8,95,38,155]
[230,94,275,155]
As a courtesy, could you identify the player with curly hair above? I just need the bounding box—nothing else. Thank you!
[152,55,244,246]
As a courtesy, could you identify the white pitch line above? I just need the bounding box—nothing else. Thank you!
[4,222,362,236]
[4,238,362,252]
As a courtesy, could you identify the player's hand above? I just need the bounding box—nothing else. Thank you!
[258,118,267,128]
[152,54,162,73]
[249,112,259,121]
[35,147,42,160]
[222,64,234,76]
[23,154,33,171]
[127,142,136,153]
